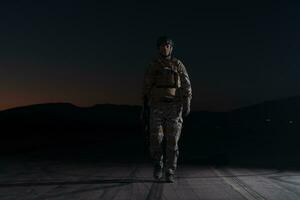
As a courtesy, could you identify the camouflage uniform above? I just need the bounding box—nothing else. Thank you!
[142,55,192,175]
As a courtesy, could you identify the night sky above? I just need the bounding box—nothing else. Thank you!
[1,1,300,111]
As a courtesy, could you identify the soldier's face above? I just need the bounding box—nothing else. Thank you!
[159,43,173,57]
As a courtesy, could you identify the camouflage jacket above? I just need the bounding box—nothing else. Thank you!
[142,56,192,106]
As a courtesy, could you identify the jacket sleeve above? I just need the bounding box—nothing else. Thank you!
[178,60,192,100]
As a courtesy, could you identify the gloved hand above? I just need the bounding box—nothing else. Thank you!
[182,97,191,117]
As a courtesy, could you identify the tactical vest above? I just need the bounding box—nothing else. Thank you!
[151,57,181,103]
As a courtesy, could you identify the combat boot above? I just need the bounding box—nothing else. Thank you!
[165,172,175,183]
[153,164,163,180]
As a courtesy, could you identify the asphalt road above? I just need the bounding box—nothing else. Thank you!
[0,157,300,200]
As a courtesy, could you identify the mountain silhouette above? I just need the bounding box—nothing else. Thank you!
[0,96,300,168]
[0,102,142,155]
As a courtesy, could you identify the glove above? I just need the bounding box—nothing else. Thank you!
[182,97,191,117]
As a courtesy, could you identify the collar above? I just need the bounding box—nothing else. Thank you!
[158,53,172,60]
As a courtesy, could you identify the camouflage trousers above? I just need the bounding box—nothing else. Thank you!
[149,102,183,175]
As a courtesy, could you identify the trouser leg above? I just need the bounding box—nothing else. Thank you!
[165,119,182,175]
[149,107,164,168]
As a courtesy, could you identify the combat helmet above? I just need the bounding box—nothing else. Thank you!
[156,36,174,48]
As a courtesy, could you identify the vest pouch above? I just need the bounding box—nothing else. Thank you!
[155,67,177,88]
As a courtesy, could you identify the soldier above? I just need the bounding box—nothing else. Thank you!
[142,36,192,183]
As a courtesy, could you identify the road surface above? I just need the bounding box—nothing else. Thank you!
[0,156,300,199]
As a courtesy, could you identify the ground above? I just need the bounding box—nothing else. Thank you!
[1,152,300,200]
